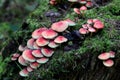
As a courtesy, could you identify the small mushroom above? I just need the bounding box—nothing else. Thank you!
[32,28,47,39]
[79,28,89,34]
[18,45,27,52]
[27,66,34,72]
[103,59,114,67]
[98,52,110,60]
[41,47,54,57]
[86,1,93,8]
[73,8,80,14]
[19,68,29,77]
[54,36,68,44]
[79,0,87,4]
[48,40,59,48]
[93,21,104,29]
[87,19,93,24]
[27,38,35,49]
[22,49,35,62]
[68,0,78,2]
[51,21,68,32]
[109,51,115,58]
[37,57,49,64]
[12,53,20,58]
[32,49,43,58]
[18,55,28,66]
[30,62,40,69]
[42,29,58,39]
[36,37,49,47]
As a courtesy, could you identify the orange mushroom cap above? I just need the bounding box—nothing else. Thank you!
[41,47,54,57]
[98,52,110,60]
[32,49,43,58]
[37,57,49,64]
[19,68,29,77]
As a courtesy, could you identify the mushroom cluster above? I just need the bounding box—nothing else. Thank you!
[79,19,104,35]
[12,19,76,77]
[98,51,115,67]
[68,0,93,8]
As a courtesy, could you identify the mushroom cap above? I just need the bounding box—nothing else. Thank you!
[109,51,115,58]
[88,26,96,32]
[37,57,49,64]
[33,42,40,49]
[32,49,43,58]
[64,19,76,26]
[80,6,87,11]
[22,49,36,62]
[19,69,29,77]
[82,24,88,29]
[93,21,104,29]
[41,47,54,57]
[54,36,68,44]
[42,29,58,39]
[98,52,110,60]
[36,37,49,47]
[18,45,26,52]
[18,55,28,66]
[79,0,87,4]
[51,21,68,32]
[73,8,80,14]
[87,19,93,24]
[12,53,20,58]
[103,59,114,67]
[79,28,89,34]
[30,62,40,69]
[27,38,35,49]
[68,0,78,2]
[11,57,17,61]
[86,1,93,8]
[48,40,59,48]
[27,66,33,72]
[32,28,47,39]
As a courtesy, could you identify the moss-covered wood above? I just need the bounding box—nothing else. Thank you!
[0,0,120,80]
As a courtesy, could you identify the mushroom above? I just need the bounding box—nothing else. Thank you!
[79,0,87,4]
[11,57,17,61]
[32,49,43,58]
[12,53,20,58]
[22,49,36,62]
[51,21,68,32]
[36,37,49,47]
[30,62,40,69]
[88,26,96,33]
[103,59,114,67]
[87,19,93,24]
[73,8,80,14]
[19,68,29,77]
[32,28,47,39]
[27,66,34,72]
[109,51,115,58]
[93,21,104,29]
[79,28,89,34]
[27,38,35,49]
[54,36,68,44]
[80,6,87,11]
[41,47,54,57]
[18,55,28,66]
[64,19,76,26]
[86,1,93,8]
[48,40,59,48]
[37,57,49,64]
[68,0,78,2]
[42,29,58,39]
[18,45,27,52]
[33,42,40,49]
[98,52,110,60]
